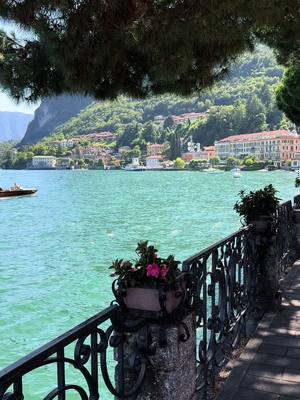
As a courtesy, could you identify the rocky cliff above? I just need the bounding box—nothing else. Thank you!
[21,94,93,145]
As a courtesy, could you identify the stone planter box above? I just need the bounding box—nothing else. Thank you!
[249,215,273,235]
[124,286,185,314]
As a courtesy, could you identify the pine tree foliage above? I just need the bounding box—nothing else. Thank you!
[0,1,299,101]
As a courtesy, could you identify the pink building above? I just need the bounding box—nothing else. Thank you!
[182,145,216,162]
[215,130,300,165]
[147,143,165,156]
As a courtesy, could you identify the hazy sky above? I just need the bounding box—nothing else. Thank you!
[0,19,39,114]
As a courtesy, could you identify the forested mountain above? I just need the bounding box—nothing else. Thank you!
[21,95,93,145]
[23,46,291,148]
[52,46,290,146]
[0,111,32,142]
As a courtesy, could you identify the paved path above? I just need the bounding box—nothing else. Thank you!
[218,261,300,400]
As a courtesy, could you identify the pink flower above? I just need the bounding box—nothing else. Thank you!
[147,263,160,278]
[160,266,169,280]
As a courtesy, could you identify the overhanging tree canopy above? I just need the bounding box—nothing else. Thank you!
[276,64,300,126]
[0,1,299,102]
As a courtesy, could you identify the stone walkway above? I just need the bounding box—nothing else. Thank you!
[218,261,300,400]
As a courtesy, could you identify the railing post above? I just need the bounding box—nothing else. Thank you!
[119,314,197,400]
[251,201,296,312]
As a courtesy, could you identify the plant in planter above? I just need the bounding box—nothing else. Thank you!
[234,184,280,232]
[110,241,185,316]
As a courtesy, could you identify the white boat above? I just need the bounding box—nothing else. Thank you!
[232,167,241,178]
[123,157,146,171]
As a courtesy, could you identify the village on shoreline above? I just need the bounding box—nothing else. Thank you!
[2,127,300,172]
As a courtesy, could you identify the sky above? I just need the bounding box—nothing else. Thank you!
[0,19,39,115]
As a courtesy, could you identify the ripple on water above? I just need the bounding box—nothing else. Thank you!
[0,169,298,397]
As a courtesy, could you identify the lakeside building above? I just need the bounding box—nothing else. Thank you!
[182,145,216,162]
[75,145,105,158]
[147,143,165,156]
[172,112,206,125]
[153,112,207,126]
[146,155,163,169]
[80,132,117,142]
[49,139,77,148]
[215,130,300,165]
[32,156,56,169]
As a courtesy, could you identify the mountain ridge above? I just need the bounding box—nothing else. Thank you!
[21,95,93,145]
[0,111,33,142]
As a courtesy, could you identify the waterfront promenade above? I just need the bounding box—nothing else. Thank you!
[218,260,300,400]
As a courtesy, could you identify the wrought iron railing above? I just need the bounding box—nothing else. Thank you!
[0,198,298,400]
[0,305,148,400]
[182,227,254,399]
[274,200,295,275]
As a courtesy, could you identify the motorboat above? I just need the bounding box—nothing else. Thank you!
[0,187,38,198]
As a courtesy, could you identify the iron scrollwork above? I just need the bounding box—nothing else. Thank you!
[1,199,297,400]
[0,305,148,400]
[182,227,255,399]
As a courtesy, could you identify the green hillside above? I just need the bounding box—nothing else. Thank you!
[52,46,290,148]
[2,46,294,170]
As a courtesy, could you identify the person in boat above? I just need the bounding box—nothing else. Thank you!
[11,183,21,191]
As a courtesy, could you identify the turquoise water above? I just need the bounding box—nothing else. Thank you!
[0,169,298,396]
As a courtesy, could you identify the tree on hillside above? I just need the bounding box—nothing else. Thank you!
[163,116,175,129]
[245,96,268,132]
[0,2,299,102]
[168,127,182,160]
[276,64,300,126]
[141,122,157,143]
[117,124,140,148]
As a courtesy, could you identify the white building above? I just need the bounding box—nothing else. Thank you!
[49,139,75,148]
[32,156,56,169]
[146,156,162,169]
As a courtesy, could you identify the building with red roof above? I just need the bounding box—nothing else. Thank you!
[215,130,300,165]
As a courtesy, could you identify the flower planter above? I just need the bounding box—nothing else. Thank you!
[110,241,185,317]
[124,285,185,314]
[249,215,273,235]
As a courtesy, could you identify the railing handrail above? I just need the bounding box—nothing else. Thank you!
[0,304,119,384]
[182,226,250,270]
[279,200,292,207]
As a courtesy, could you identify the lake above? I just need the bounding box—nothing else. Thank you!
[0,169,298,396]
